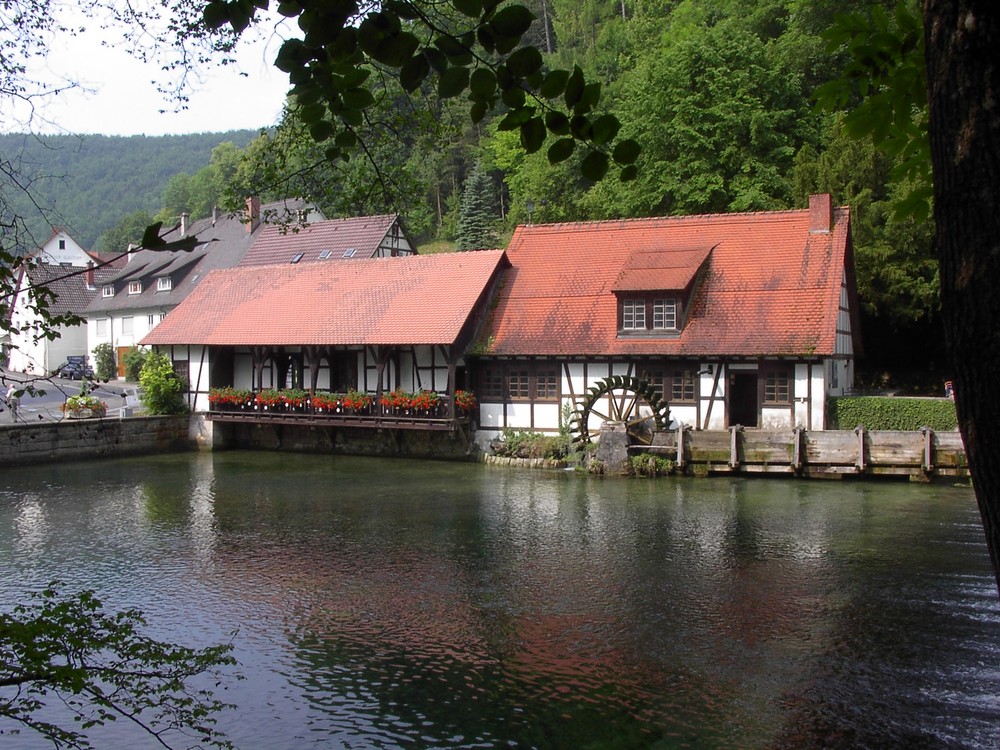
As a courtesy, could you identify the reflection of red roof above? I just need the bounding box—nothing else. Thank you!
[482,200,852,358]
[141,251,508,347]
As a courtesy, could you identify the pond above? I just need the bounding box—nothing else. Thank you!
[2,451,998,749]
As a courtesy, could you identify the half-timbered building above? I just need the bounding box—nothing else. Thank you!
[470,194,860,443]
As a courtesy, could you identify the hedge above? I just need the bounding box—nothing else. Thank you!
[827,396,958,431]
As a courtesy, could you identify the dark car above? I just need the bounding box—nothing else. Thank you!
[57,361,95,380]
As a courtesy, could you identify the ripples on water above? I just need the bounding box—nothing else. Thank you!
[1,452,998,749]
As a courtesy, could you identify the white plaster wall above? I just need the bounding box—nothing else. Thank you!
[505,402,534,429]
[184,347,210,412]
[811,363,827,429]
[479,403,504,429]
[761,407,792,429]
[671,404,698,428]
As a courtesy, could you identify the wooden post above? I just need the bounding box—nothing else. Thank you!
[676,424,686,468]
[792,426,803,471]
[921,426,935,473]
[729,425,742,468]
[855,425,866,472]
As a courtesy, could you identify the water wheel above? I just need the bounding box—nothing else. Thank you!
[570,376,670,446]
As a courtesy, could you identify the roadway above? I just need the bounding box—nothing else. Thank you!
[1,369,136,423]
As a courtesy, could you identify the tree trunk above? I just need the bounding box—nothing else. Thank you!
[924,0,1000,593]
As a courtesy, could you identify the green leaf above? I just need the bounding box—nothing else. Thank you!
[298,102,325,124]
[489,4,535,39]
[547,138,575,164]
[612,139,640,165]
[438,66,470,99]
[501,85,526,108]
[564,66,585,108]
[470,100,489,123]
[573,82,602,115]
[452,0,482,17]
[520,116,546,154]
[540,69,569,99]
[620,164,639,181]
[342,87,375,109]
[470,68,496,100]
[581,150,609,182]
[400,54,430,92]
[497,106,534,131]
[335,130,357,149]
[590,114,620,146]
[309,120,335,142]
[203,1,230,29]
[505,47,543,78]
[545,111,569,135]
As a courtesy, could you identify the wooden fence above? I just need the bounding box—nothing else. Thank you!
[638,426,968,480]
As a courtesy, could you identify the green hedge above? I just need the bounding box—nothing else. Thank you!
[827,396,958,431]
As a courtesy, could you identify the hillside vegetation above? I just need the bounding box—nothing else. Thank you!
[0,130,257,250]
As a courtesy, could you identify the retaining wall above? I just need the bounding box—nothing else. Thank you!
[0,415,197,468]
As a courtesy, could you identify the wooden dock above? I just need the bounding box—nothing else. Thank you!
[635,426,969,480]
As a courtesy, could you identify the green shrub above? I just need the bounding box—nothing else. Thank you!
[122,346,148,382]
[629,453,675,477]
[93,343,116,381]
[491,428,571,460]
[138,351,187,415]
[827,396,958,431]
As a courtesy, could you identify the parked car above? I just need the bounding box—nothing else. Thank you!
[56,361,95,380]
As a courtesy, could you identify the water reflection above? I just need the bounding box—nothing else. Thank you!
[0,453,997,749]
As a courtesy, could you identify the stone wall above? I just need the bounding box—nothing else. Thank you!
[0,416,196,468]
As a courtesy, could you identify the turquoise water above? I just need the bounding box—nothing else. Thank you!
[1,451,998,749]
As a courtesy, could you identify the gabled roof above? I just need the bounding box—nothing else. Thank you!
[141,251,509,347]
[86,199,317,315]
[238,214,410,267]
[481,200,853,358]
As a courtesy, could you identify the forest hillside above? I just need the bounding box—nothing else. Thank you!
[0,130,257,250]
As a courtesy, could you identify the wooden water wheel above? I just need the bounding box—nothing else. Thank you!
[570,376,670,446]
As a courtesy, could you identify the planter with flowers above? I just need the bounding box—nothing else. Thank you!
[208,387,253,411]
[343,390,374,414]
[254,389,283,411]
[311,392,341,413]
[281,388,309,412]
[454,390,477,414]
[62,394,108,419]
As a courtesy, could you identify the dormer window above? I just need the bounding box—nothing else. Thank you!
[102,285,114,298]
[343,247,357,258]
[318,249,332,259]
[128,280,142,295]
[157,276,172,291]
[619,296,680,335]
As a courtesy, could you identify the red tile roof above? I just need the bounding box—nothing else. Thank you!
[481,203,853,358]
[141,251,508,347]
[239,214,405,267]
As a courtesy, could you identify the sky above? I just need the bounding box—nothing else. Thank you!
[13,15,293,137]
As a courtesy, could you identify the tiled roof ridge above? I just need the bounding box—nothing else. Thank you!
[514,205,836,234]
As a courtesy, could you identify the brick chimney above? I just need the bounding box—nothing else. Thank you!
[246,196,261,234]
[809,193,833,234]
[85,261,95,290]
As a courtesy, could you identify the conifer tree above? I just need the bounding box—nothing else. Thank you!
[456,164,500,251]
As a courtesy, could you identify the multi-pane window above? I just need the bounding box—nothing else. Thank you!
[764,368,792,404]
[147,314,155,327]
[482,369,504,400]
[128,280,142,295]
[670,369,696,402]
[102,285,114,298]
[653,299,678,330]
[622,299,646,330]
[507,369,531,400]
[534,369,559,400]
[157,276,172,291]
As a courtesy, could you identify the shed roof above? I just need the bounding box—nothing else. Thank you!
[141,250,508,347]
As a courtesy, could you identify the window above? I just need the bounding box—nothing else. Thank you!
[159,313,166,323]
[653,299,678,330]
[318,249,332,259]
[96,318,109,337]
[102,285,114,298]
[157,276,172,291]
[290,253,304,263]
[343,248,357,258]
[147,314,155,327]
[507,369,531,400]
[669,369,696,402]
[622,299,646,330]
[128,280,142,295]
[534,369,559,401]
[58,239,66,250]
[122,317,134,336]
[764,368,792,404]
[481,368,504,400]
